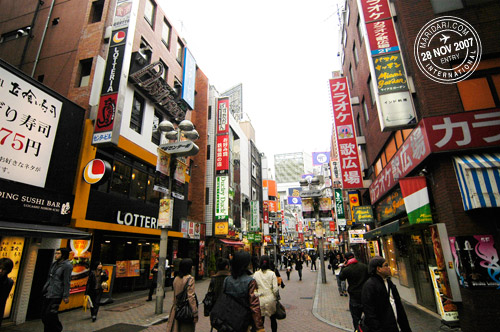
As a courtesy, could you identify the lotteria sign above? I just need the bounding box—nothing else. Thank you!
[83,159,112,184]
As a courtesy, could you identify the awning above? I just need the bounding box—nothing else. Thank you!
[453,153,500,211]
[364,220,400,240]
[0,221,91,239]
[219,239,244,246]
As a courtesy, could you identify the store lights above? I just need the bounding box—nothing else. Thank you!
[105,240,110,243]
[127,241,132,244]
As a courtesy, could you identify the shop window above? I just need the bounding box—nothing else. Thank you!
[162,19,171,49]
[144,0,155,28]
[130,168,148,201]
[457,77,496,111]
[130,93,144,134]
[385,137,397,162]
[89,0,104,23]
[78,58,93,87]
[110,161,131,196]
[395,130,404,149]
[383,236,399,277]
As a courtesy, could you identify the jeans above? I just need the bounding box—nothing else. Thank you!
[336,275,346,294]
[348,297,363,331]
[297,269,302,280]
[41,297,63,332]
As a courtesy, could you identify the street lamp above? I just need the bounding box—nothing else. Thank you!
[155,119,199,314]
[300,176,327,284]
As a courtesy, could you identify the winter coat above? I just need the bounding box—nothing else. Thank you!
[339,258,368,301]
[42,259,73,299]
[210,270,231,303]
[253,269,279,317]
[166,275,198,332]
[361,274,412,332]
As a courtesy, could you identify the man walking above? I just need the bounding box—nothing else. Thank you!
[310,251,317,271]
[361,256,412,332]
[41,248,73,332]
[339,252,368,331]
[147,258,158,301]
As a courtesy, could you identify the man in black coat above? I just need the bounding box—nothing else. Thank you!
[361,256,412,332]
[0,258,14,328]
[339,252,368,331]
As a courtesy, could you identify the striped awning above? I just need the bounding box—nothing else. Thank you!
[453,153,500,211]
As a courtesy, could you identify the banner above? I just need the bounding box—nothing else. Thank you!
[158,198,173,227]
[399,177,432,224]
[216,134,229,174]
[329,77,363,189]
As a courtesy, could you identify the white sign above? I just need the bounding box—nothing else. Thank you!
[0,67,62,188]
[349,229,366,244]
[215,176,229,218]
[378,91,415,129]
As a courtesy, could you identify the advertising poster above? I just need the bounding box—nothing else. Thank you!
[349,230,366,244]
[149,243,160,280]
[158,198,173,228]
[0,237,24,319]
[69,239,92,294]
[115,260,128,278]
[198,241,205,277]
[115,260,140,278]
[429,266,459,322]
[449,235,500,288]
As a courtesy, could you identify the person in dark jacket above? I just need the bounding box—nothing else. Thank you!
[85,261,109,322]
[147,258,159,301]
[0,258,14,328]
[41,248,73,332]
[339,252,368,331]
[294,253,304,281]
[361,256,412,332]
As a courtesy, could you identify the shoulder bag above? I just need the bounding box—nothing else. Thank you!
[175,277,197,323]
[272,291,286,320]
[202,278,216,316]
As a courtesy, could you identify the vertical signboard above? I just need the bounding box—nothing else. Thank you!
[0,66,62,188]
[358,0,416,130]
[215,176,229,219]
[92,0,136,145]
[181,48,196,110]
[216,135,229,174]
[329,77,363,189]
[217,98,229,135]
[250,200,260,231]
[334,189,346,227]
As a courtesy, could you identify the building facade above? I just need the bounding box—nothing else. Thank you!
[336,0,500,330]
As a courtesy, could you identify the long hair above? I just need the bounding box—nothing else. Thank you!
[178,258,193,277]
[230,251,251,278]
[58,248,70,260]
[368,256,386,275]
[259,255,271,271]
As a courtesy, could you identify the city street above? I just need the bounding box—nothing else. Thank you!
[1,266,443,332]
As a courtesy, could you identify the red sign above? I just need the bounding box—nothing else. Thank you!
[424,110,500,152]
[360,0,391,23]
[216,135,229,172]
[329,77,364,189]
[263,201,269,224]
[366,19,399,54]
[94,94,118,133]
[217,98,229,135]
[83,159,111,184]
[268,200,278,212]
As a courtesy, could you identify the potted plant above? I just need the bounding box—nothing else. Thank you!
[208,252,216,276]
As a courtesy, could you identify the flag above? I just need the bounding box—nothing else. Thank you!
[399,177,433,224]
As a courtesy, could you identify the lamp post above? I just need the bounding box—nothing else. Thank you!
[155,119,199,314]
[300,176,327,284]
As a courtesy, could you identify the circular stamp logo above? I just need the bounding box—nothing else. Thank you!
[414,16,482,84]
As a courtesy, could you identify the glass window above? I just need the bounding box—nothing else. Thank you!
[362,98,369,122]
[457,77,496,111]
[151,110,162,145]
[144,0,155,27]
[159,60,168,81]
[430,0,463,13]
[147,174,159,204]
[385,137,397,162]
[130,93,144,134]
[395,130,404,149]
[130,168,148,201]
[78,58,92,87]
[383,236,399,277]
[89,0,104,23]
[349,64,355,87]
[402,128,413,140]
[381,152,387,167]
[368,75,376,105]
[357,15,364,43]
[110,161,131,197]
[374,158,383,176]
[162,19,171,48]
[353,42,359,65]
[176,39,184,64]
[356,113,363,136]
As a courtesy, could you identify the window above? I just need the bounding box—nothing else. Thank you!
[151,110,162,145]
[176,39,184,64]
[385,137,397,162]
[144,0,155,27]
[208,105,212,119]
[162,19,171,48]
[356,114,363,136]
[206,145,211,160]
[159,59,168,81]
[357,15,364,43]
[205,188,210,205]
[368,75,376,105]
[457,77,497,111]
[110,161,131,197]
[353,42,359,66]
[89,0,104,23]
[130,93,145,133]
[395,130,404,148]
[147,174,159,203]
[362,98,369,122]
[130,168,148,201]
[78,58,93,87]
[402,128,412,140]
[349,64,355,86]
[37,75,44,83]
[0,26,30,43]
[252,162,257,178]
[374,158,383,176]
[139,39,152,64]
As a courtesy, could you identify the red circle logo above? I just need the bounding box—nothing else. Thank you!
[83,159,109,184]
[113,31,126,44]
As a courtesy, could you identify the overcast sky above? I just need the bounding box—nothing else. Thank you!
[159,0,344,171]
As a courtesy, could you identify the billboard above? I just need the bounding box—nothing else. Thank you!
[217,98,229,135]
[216,135,229,174]
[181,48,196,109]
[215,176,229,219]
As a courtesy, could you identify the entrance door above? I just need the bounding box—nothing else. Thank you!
[409,230,437,311]
[27,249,54,320]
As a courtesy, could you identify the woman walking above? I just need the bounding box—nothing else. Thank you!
[294,253,304,281]
[254,255,279,332]
[85,261,108,322]
[166,258,198,332]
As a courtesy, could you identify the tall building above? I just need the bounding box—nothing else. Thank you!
[335,0,500,330]
[0,0,209,324]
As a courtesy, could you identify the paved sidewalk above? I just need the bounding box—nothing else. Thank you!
[1,266,449,332]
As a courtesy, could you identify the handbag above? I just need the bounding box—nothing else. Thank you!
[175,277,197,323]
[274,300,286,320]
[202,280,216,317]
[210,281,251,332]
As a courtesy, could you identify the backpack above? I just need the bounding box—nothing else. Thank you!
[210,279,251,332]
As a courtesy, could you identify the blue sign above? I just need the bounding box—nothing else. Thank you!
[312,152,330,166]
[288,196,302,205]
[181,48,196,109]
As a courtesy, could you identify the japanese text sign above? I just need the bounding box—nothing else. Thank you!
[215,176,229,219]
[360,0,391,23]
[0,66,62,188]
[373,53,408,94]
[216,135,229,173]
[329,77,363,189]
[366,19,399,55]
[217,98,229,135]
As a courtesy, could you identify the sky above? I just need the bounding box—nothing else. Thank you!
[158,0,344,171]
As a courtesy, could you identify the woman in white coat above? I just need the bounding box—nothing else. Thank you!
[253,255,279,332]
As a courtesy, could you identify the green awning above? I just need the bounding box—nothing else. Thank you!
[364,220,400,240]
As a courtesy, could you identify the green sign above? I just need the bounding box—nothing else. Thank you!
[247,233,255,242]
[254,233,262,242]
[334,189,345,219]
[373,53,408,95]
[375,188,406,222]
[353,206,375,223]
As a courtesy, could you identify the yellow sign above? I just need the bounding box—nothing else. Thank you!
[215,221,229,235]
